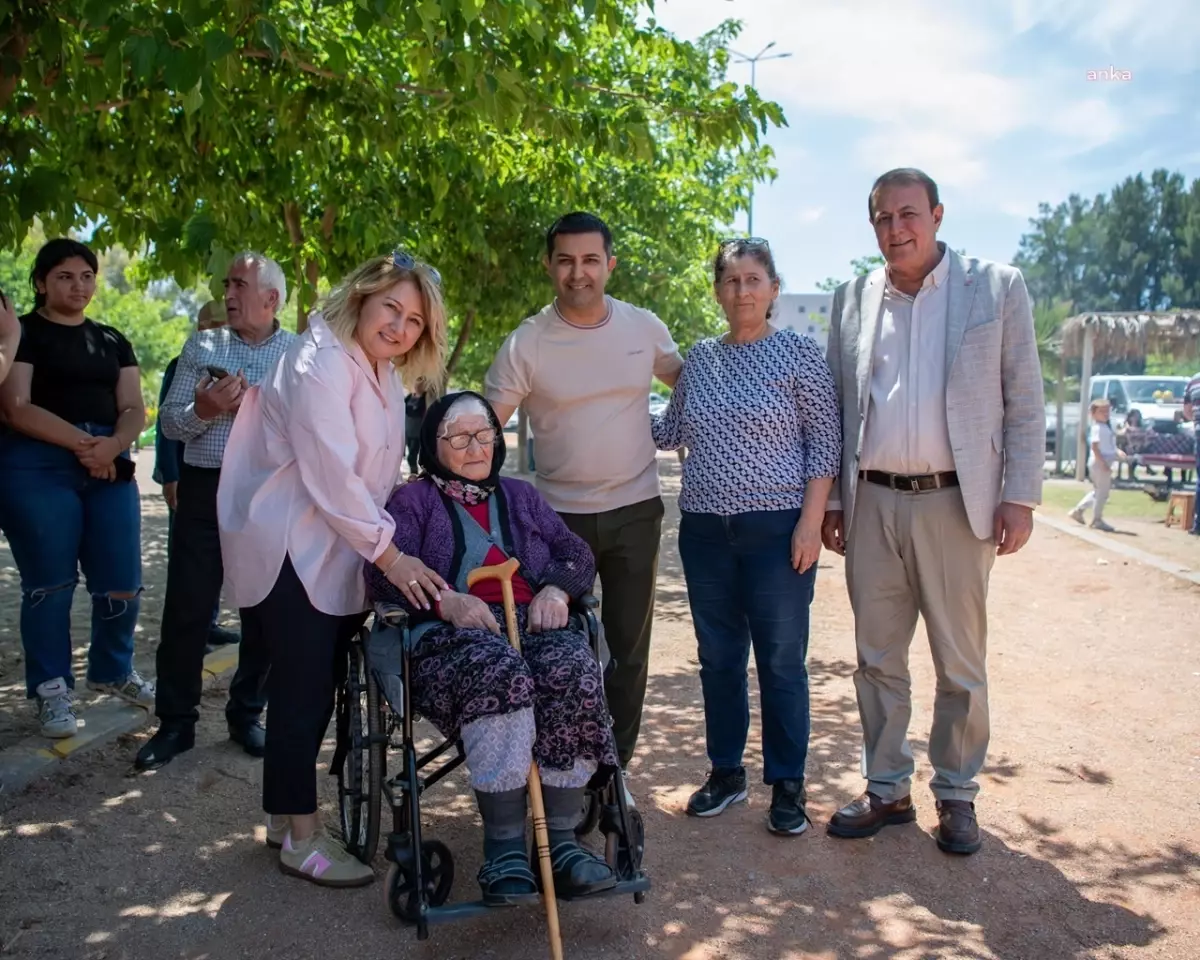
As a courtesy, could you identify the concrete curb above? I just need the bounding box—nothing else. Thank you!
[0,644,241,799]
[1035,512,1200,586]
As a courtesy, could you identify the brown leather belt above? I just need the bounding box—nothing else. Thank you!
[860,469,959,493]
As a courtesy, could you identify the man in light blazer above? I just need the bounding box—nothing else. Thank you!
[821,168,1044,855]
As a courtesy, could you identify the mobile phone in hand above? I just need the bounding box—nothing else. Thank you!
[206,365,232,381]
[113,456,136,483]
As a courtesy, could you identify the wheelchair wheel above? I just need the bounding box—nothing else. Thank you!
[612,807,646,882]
[384,839,455,925]
[338,643,384,864]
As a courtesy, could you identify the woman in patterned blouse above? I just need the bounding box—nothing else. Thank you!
[652,238,842,837]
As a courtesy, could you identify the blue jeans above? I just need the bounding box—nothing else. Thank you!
[678,508,817,784]
[1193,444,1200,533]
[0,426,142,696]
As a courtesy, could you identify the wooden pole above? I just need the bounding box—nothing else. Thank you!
[1055,351,1066,475]
[1075,327,1095,481]
[465,558,563,960]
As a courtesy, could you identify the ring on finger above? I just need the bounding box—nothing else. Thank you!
[408,579,419,587]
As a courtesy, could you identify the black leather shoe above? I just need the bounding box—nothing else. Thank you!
[935,799,982,855]
[135,724,196,771]
[204,626,241,654]
[228,720,266,758]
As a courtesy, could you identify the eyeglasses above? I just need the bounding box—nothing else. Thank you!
[392,250,442,287]
[438,428,498,450]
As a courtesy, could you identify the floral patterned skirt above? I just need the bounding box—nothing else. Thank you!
[410,604,618,774]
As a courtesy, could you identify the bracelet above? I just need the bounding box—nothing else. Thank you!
[382,551,405,577]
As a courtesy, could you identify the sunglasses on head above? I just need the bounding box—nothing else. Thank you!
[392,250,442,287]
[719,237,770,250]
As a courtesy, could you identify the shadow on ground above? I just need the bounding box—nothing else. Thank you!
[0,662,1177,960]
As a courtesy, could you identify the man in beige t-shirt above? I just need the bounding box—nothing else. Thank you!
[485,212,682,776]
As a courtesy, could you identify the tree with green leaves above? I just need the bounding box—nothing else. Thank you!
[3,2,784,386]
[815,254,884,292]
[1015,170,1200,311]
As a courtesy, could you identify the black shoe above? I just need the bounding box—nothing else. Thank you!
[686,766,748,818]
[228,719,266,757]
[135,723,196,771]
[538,840,617,899]
[478,850,540,907]
[767,779,810,836]
[205,626,241,654]
[935,800,982,855]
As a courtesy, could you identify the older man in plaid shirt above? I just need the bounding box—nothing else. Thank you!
[136,252,296,771]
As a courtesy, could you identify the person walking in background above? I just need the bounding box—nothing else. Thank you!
[1069,399,1125,532]
[652,238,841,836]
[1183,371,1200,535]
[484,211,683,799]
[0,239,151,738]
[404,385,427,475]
[136,252,295,770]
[822,168,1045,856]
[219,252,448,887]
[0,288,20,385]
[154,300,239,651]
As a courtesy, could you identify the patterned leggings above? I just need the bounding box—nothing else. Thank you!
[410,604,618,793]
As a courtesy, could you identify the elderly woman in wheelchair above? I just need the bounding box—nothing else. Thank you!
[364,391,620,905]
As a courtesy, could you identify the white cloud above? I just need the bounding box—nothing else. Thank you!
[1008,0,1200,65]
[651,0,1183,198]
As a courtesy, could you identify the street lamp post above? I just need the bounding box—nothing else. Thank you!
[728,42,792,237]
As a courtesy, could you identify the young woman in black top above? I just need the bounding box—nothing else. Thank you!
[0,239,152,739]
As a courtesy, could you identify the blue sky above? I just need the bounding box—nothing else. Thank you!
[651,0,1200,293]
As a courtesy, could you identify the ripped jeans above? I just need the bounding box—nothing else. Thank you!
[0,425,142,697]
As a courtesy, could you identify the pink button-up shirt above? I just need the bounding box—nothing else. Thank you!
[217,313,406,616]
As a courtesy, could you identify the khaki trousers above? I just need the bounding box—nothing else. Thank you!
[845,481,995,802]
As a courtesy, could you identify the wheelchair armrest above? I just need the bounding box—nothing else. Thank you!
[373,601,409,629]
[573,593,600,613]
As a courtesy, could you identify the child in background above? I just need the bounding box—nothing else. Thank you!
[1070,398,1125,532]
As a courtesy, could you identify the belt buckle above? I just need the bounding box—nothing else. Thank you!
[910,477,922,493]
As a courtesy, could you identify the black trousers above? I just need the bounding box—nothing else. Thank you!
[559,495,665,767]
[246,557,365,815]
[154,464,270,727]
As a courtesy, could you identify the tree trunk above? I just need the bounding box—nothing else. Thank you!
[296,204,336,334]
[446,308,475,377]
[283,202,306,331]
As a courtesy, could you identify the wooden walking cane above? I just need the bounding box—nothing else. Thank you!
[466,557,564,960]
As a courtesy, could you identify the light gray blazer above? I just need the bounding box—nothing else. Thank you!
[825,249,1045,541]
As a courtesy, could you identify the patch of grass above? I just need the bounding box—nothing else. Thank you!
[1041,479,1176,520]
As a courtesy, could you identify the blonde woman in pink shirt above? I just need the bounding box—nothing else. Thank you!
[218,252,448,887]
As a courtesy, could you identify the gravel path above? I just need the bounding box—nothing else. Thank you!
[1,456,1198,959]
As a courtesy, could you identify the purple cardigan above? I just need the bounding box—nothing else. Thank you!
[365,477,596,613]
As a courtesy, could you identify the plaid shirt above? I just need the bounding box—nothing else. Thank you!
[159,322,296,468]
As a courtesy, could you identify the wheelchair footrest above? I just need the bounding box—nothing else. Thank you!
[421,875,651,926]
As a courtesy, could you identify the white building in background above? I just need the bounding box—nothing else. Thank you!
[773,292,832,351]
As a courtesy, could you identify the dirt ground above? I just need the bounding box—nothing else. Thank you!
[1,454,1199,959]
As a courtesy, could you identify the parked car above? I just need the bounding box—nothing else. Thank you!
[1090,375,1192,434]
[648,394,668,416]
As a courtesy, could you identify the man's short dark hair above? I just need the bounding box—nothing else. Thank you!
[545,212,613,258]
[868,168,940,219]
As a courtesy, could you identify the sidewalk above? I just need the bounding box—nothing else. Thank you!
[0,643,240,798]
[1034,511,1200,587]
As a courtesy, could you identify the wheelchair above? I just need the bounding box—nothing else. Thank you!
[332,594,650,940]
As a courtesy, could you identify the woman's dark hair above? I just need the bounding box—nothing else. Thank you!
[545,212,613,258]
[31,239,98,310]
[712,239,780,320]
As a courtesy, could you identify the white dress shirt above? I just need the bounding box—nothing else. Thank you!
[861,248,955,475]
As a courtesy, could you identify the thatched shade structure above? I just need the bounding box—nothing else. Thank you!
[1061,311,1200,361]
[1057,310,1200,479]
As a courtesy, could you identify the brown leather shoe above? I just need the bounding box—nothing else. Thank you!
[827,792,917,838]
[935,800,981,855]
